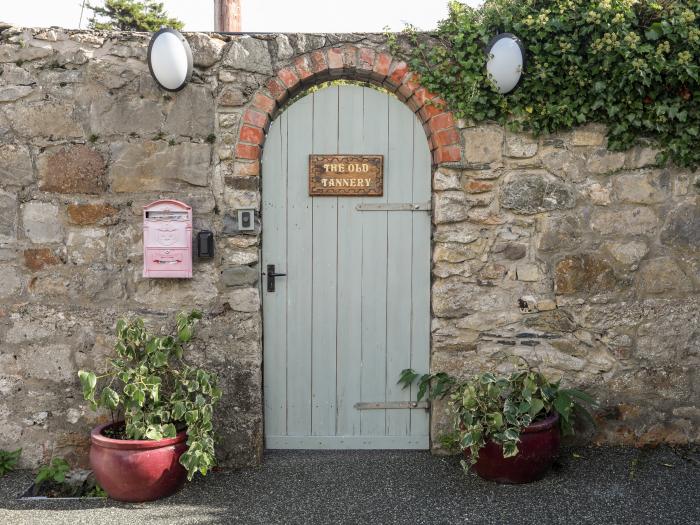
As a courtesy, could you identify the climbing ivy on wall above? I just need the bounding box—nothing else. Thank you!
[394,0,700,168]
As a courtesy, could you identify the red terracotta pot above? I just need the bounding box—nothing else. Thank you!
[468,411,560,484]
[90,422,188,502]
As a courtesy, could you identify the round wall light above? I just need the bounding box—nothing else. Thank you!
[147,28,193,92]
[485,33,526,94]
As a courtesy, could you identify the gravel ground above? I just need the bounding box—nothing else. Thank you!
[0,446,698,525]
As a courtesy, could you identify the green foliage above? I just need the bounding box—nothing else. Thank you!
[398,365,596,468]
[35,458,70,487]
[0,449,21,476]
[85,483,108,498]
[87,0,184,31]
[78,310,222,480]
[392,0,700,168]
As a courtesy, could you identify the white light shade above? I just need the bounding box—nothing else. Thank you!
[147,29,193,92]
[486,34,525,94]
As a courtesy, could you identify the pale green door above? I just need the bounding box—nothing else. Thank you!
[262,85,431,449]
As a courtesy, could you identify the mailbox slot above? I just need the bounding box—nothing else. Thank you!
[143,199,193,279]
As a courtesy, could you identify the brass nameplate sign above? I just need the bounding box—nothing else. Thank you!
[309,155,383,196]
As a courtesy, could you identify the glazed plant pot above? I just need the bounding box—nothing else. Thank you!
[90,422,188,502]
[469,412,561,484]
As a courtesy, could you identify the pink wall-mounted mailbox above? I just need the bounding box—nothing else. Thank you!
[143,199,192,278]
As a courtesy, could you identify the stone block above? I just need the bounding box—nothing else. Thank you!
[541,148,585,182]
[0,144,33,187]
[221,266,259,287]
[590,207,658,236]
[636,298,698,361]
[586,182,611,206]
[188,33,226,67]
[223,37,272,74]
[571,124,606,146]
[218,88,247,107]
[555,254,616,294]
[502,243,527,260]
[37,145,106,194]
[67,203,118,225]
[463,179,493,193]
[66,228,107,265]
[0,266,22,298]
[0,190,18,243]
[516,263,540,282]
[636,257,693,295]
[164,85,215,138]
[462,126,503,163]
[432,168,461,191]
[1,63,34,85]
[110,141,211,192]
[604,240,648,266]
[134,268,218,306]
[227,287,260,312]
[3,102,82,139]
[500,172,575,214]
[21,202,63,243]
[0,85,33,102]
[625,145,661,169]
[23,248,60,271]
[432,191,470,224]
[585,149,625,174]
[612,170,667,204]
[89,95,162,136]
[660,202,700,248]
[504,133,538,158]
[275,35,294,61]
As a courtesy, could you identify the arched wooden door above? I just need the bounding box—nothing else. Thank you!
[262,84,431,449]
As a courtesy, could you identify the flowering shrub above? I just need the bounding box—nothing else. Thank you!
[394,0,700,168]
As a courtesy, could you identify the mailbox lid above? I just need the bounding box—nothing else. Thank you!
[143,199,192,249]
[143,199,192,217]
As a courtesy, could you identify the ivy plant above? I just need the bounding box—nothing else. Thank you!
[79,310,222,480]
[392,0,700,168]
[399,365,596,469]
[0,449,21,476]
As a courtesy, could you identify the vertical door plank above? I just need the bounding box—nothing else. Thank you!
[385,96,415,436]
[285,94,314,436]
[311,87,339,436]
[262,114,287,441]
[359,88,389,436]
[410,114,431,443]
[336,85,365,436]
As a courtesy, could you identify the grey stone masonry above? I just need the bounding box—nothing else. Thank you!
[0,25,697,470]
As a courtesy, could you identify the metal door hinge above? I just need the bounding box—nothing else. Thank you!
[355,202,431,212]
[354,401,429,410]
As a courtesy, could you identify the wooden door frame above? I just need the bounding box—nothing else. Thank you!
[240,47,463,451]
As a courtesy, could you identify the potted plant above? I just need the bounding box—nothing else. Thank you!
[399,362,595,483]
[78,310,221,502]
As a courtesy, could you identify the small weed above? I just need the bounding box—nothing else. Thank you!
[35,457,70,489]
[168,138,176,146]
[0,448,21,476]
[206,133,217,144]
[88,134,99,143]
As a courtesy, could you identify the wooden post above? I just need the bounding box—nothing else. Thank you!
[214,0,242,32]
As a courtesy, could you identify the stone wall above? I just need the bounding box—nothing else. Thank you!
[0,24,697,468]
[430,125,699,447]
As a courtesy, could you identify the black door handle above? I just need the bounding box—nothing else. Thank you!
[266,264,286,292]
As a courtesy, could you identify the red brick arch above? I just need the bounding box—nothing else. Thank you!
[233,45,461,176]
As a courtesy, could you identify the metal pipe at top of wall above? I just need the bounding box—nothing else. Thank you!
[215,0,242,32]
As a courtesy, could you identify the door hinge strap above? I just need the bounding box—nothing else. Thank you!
[354,401,429,410]
[355,202,431,212]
